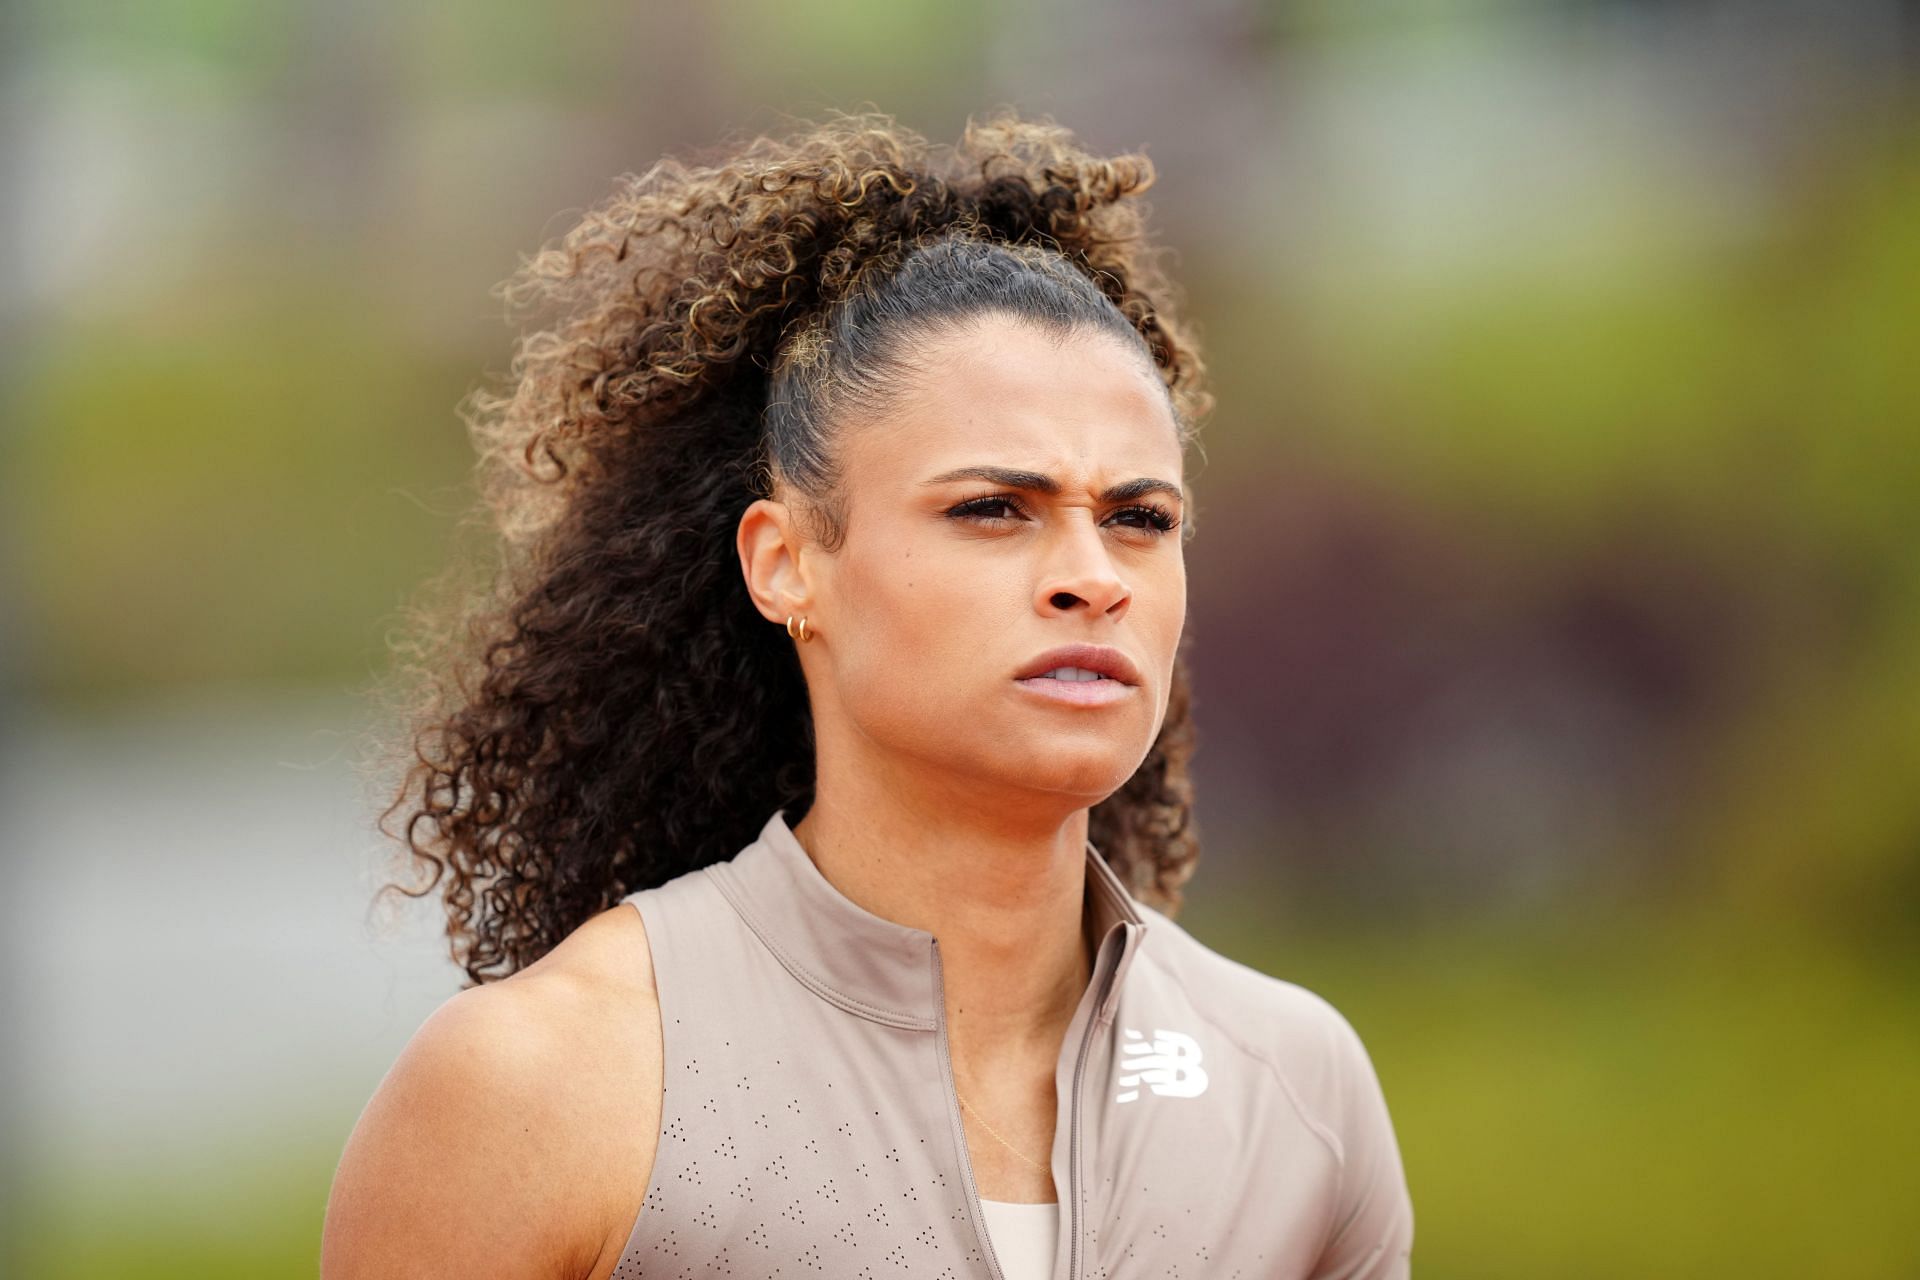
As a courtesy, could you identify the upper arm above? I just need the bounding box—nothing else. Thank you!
[1310,1006,1415,1280]
[321,973,641,1280]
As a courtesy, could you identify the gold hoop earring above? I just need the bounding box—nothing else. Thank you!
[785,615,812,643]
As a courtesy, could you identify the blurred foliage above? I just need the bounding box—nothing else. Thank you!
[1192,130,1920,947]
[12,1133,338,1279]
[25,0,296,77]
[1393,149,1920,945]
[1291,139,1919,565]
[8,264,475,702]
[1255,906,1920,1279]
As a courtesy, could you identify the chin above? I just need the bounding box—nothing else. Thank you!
[1003,747,1142,805]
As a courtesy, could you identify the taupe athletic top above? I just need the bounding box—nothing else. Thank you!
[610,809,1414,1279]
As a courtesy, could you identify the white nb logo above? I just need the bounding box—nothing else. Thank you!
[1114,1027,1209,1104]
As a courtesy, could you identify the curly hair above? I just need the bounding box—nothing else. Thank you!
[370,108,1216,986]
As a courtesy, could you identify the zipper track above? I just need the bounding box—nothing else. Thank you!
[1066,996,1095,1280]
[931,937,1006,1280]
[936,928,1120,1280]
[1067,936,1121,1280]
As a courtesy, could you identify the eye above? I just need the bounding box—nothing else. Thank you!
[946,495,1029,523]
[1107,503,1181,535]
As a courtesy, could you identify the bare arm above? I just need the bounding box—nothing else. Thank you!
[321,957,658,1280]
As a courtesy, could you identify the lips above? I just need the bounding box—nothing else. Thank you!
[1012,643,1143,686]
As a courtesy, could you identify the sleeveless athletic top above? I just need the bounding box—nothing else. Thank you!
[609,808,1414,1279]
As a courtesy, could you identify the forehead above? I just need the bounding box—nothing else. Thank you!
[845,314,1185,483]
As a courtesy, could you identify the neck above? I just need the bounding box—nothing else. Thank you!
[790,766,1096,1071]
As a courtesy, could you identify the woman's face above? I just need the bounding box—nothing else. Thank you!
[759,312,1188,811]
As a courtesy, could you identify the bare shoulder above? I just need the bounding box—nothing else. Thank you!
[322,902,663,1280]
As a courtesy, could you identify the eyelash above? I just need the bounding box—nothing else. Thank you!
[946,494,1181,535]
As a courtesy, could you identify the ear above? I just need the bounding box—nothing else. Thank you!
[737,497,812,625]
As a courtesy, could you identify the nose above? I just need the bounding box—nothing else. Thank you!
[1036,512,1131,620]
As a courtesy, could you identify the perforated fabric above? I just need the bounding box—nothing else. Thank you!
[608,809,1414,1279]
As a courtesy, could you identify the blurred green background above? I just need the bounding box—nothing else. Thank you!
[2,1,1916,1276]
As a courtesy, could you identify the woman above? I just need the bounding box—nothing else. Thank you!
[323,109,1414,1280]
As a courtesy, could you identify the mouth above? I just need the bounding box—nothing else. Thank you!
[1013,644,1142,685]
[1011,644,1143,707]
[1013,669,1137,707]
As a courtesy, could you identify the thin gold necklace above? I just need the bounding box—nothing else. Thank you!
[953,1067,1052,1176]
[953,923,1094,1183]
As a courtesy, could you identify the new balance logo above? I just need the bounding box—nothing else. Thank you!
[1114,1027,1209,1104]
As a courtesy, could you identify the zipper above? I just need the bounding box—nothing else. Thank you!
[935,925,1125,1280]
[1065,991,1095,1280]
[931,936,1006,1280]
[1068,923,1126,1280]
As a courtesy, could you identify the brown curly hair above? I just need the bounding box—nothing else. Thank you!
[370,108,1216,986]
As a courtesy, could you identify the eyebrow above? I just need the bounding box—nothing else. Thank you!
[920,465,1185,506]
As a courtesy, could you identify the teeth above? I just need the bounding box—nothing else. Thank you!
[1040,667,1106,682]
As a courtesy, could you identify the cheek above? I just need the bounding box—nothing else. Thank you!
[833,535,999,700]
[1143,553,1187,639]
[1145,558,1188,698]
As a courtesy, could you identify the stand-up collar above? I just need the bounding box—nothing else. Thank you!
[706,808,1148,1032]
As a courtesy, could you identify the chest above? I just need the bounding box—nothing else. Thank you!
[606,1004,1336,1280]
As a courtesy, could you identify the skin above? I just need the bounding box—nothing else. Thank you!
[320,311,1188,1277]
